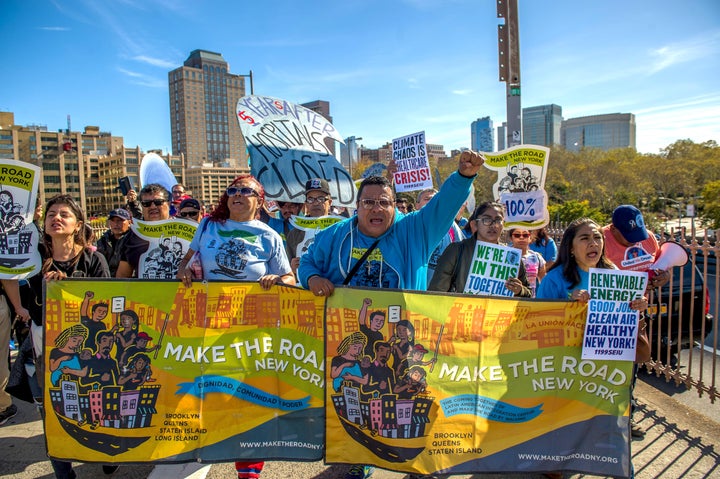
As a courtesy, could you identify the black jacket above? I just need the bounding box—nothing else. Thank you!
[428,235,532,297]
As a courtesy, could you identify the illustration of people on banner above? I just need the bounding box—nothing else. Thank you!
[481,145,551,229]
[236,95,356,208]
[0,159,42,278]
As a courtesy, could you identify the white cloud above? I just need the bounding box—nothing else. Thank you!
[38,26,70,31]
[117,68,165,88]
[647,31,720,74]
[132,55,176,69]
[452,89,473,96]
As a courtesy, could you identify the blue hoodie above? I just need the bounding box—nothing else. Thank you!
[298,171,474,291]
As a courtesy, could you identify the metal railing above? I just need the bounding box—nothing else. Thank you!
[547,223,719,403]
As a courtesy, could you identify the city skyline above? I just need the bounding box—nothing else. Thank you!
[2,0,718,156]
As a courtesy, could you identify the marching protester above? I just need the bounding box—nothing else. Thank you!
[529,226,557,271]
[414,188,465,284]
[298,150,485,479]
[602,205,670,440]
[25,194,112,478]
[176,197,203,222]
[535,217,651,479]
[259,198,302,243]
[508,226,546,297]
[428,201,532,297]
[286,178,334,276]
[95,208,133,277]
[116,183,171,278]
[176,174,295,479]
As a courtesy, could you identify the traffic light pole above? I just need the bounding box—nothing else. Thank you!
[497,0,522,147]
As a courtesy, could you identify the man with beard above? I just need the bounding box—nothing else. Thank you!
[365,341,395,398]
[84,331,119,388]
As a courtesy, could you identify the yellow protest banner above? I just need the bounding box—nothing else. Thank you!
[325,288,631,477]
[43,280,325,463]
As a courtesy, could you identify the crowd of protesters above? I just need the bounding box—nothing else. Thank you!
[0,150,671,479]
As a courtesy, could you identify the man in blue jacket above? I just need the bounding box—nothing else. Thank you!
[298,150,483,479]
[299,150,484,296]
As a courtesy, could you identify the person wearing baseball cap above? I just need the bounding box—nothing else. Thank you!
[96,208,133,276]
[286,178,336,276]
[603,204,670,442]
[603,205,669,285]
[177,197,203,222]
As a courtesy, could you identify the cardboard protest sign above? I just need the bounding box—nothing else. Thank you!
[288,215,345,258]
[325,288,631,477]
[391,131,432,192]
[584,268,648,360]
[482,145,550,229]
[0,159,42,279]
[236,95,355,208]
[463,241,522,296]
[129,219,197,279]
[44,280,325,463]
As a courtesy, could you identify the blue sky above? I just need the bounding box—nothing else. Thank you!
[2,0,718,155]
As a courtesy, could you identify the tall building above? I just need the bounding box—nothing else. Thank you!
[471,117,494,152]
[185,163,250,212]
[426,144,447,159]
[523,104,562,147]
[168,49,249,169]
[562,113,636,151]
[497,122,507,151]
[300,100,336,157]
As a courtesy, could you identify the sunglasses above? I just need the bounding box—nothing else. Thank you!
[512,233,531,238]
[178,210,200,218]
[140,199,167,207]
[226,186,259,197]
[359,198,393,210]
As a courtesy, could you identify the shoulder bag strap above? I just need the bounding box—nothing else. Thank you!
[343,239,380,285]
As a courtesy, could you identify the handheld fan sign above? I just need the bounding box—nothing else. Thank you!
[139,152,177,193]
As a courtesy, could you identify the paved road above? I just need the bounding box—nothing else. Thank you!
[1,378,718,479]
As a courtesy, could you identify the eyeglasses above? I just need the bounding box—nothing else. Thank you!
[512,233,531,238]
[178,210,200,218]
[359,198,394,210]
[172,190,184,195]
[140,199,167,207]
[477,217,504,226]
[226,186,258,197]
[306,196,329,204]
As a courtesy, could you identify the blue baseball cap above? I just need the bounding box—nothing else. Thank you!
[612,205,649,244]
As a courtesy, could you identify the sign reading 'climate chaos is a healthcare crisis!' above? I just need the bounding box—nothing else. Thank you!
[391,131,433,193]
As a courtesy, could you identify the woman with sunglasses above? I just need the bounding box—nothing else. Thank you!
[176,174,294,479]
[508,227,546,297]
[428,201,531,296]
[25,194,111,479]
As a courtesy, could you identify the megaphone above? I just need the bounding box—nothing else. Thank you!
[651,241,689,271]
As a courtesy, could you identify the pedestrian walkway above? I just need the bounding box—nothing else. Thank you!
[1,380,717,478]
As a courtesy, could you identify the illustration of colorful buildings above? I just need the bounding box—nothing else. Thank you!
[49,376,160,429]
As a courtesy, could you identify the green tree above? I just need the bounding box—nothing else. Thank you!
[701,180,720,229]
[548,200,607,225]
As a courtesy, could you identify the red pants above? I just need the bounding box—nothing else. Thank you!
[235,461,264,478]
